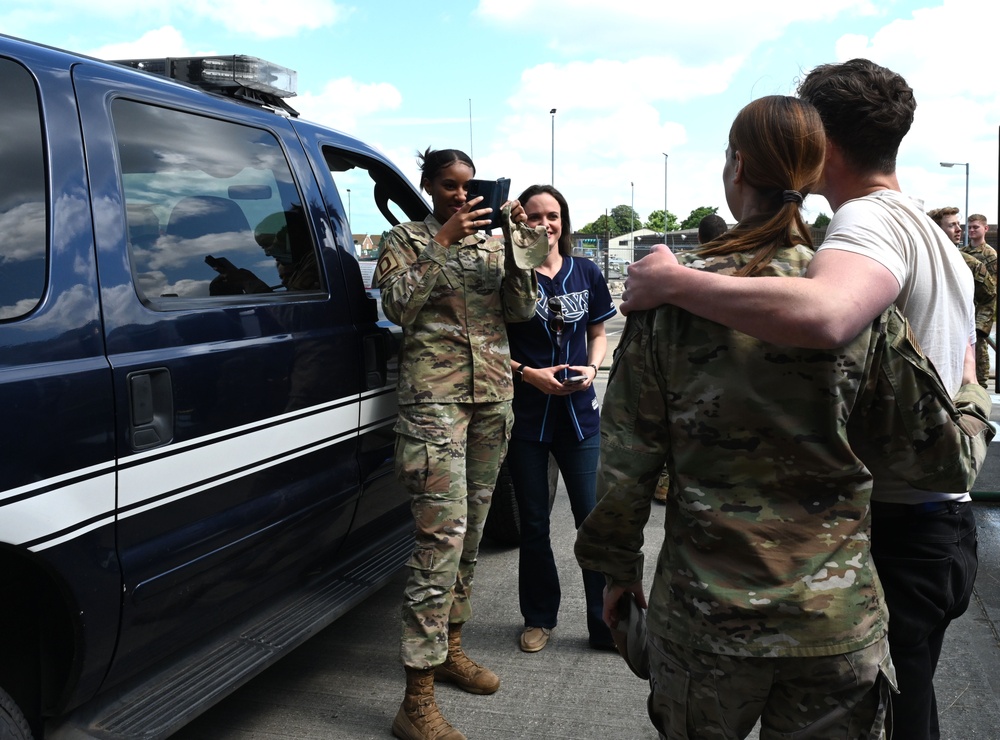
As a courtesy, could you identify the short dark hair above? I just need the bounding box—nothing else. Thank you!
[797,59,915,174]
[697,214,728,244]
[417,147,475,187]
[516,184,573,256]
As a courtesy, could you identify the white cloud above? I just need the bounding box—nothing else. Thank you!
[190,0,347,39]
[510,56,743,112]
[829,0,1000,219]
[3,0,346,40]
[87,27,205,60]
[463,0,885,227]
[295,78,403,135]
[477,0,875,59]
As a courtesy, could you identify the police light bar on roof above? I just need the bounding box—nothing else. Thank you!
[113,55,299,114]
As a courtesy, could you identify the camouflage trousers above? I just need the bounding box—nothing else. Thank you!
[975,331,991,388]
[394,401,512,669]
[646,632,894,739]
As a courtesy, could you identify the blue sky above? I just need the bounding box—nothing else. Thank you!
[5,0,998,236]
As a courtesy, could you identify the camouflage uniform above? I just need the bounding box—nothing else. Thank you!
[575,246,992,736]
[375,214,540,669]
[960,242,997,387]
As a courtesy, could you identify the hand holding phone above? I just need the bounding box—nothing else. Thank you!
[465,178,510,231]
[562,375,587,386]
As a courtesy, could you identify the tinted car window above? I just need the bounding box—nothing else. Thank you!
[112,99,322,302]
[0,57,47,320]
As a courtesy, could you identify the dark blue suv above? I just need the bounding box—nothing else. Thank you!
[0,34,429,739]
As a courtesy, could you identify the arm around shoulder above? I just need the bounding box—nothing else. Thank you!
[624,248,900,348]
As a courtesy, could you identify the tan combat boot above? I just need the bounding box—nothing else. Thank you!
[392,667,466,740]
[653,470,669,503]
[435,622,500,695]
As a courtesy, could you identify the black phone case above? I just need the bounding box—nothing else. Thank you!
[466,177,510,231]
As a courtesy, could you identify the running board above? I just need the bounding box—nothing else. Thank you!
[48,528,413,740]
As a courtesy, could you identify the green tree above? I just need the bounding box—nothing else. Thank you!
[645,209,679,232]
[679,206,719,230]
[579,214,618,236]
[611,204,642,235]
[814,212,831,228]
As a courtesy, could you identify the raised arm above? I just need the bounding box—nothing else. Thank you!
[374,226,449,328]
[622,246,900,349]
[500,202,543,323]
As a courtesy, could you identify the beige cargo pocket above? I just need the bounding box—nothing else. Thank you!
[394,406,453,494]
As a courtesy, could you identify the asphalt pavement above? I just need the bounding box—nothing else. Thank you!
[171,429,1000,740]
[172,306,1000,739]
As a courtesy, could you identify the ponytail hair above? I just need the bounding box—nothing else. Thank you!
[698,96,826,276]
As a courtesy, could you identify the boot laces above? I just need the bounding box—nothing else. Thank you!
[415,697,452,734]
[447,646,482,674]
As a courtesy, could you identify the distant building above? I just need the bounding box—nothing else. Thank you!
[572,229,657,264]
[353,233,382,260]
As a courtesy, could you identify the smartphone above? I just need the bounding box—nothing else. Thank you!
[465,177,511,231]
[205,254,237,274]
[562,375,587,385]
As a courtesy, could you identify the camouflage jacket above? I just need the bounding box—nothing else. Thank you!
[374,215,540,404]
[960,242,998,334]
[575,245,993,658]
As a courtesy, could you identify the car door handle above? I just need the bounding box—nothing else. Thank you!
[128,368,174,450]
[363,331,389,390]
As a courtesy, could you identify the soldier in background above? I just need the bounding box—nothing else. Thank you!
[575,95,993,740]
[965,214,997,387]
[375,147,543,740]
[928,207,993,388]
[928,205,963,245]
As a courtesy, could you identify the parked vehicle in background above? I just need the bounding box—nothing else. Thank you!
[0,34,430,739]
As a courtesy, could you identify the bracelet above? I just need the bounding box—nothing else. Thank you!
[588,363,599,376]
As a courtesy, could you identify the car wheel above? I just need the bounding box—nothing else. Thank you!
[484,454,558,547]
[0,686,33,740]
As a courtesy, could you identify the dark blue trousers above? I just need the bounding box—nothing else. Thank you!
[506,431,611,645]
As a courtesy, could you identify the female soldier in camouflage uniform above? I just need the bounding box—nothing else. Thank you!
[375,148,543,740]
[575,97,992,739]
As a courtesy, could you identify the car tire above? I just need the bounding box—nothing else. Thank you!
[0,686,33,740]
[484,454,558,548]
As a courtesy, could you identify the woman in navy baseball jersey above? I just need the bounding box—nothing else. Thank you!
[506,184,617,653]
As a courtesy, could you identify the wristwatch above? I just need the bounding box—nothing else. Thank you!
[513,363,525,383]
[588,363,599,376]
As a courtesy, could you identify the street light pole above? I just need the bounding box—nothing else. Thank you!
[550,109,557,184]
[346,189,351,225]
[940,161,970,246]
[630,181,634,261]
[662,152,669,239]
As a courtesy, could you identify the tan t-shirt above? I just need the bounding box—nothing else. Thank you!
[817,189,976,503]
